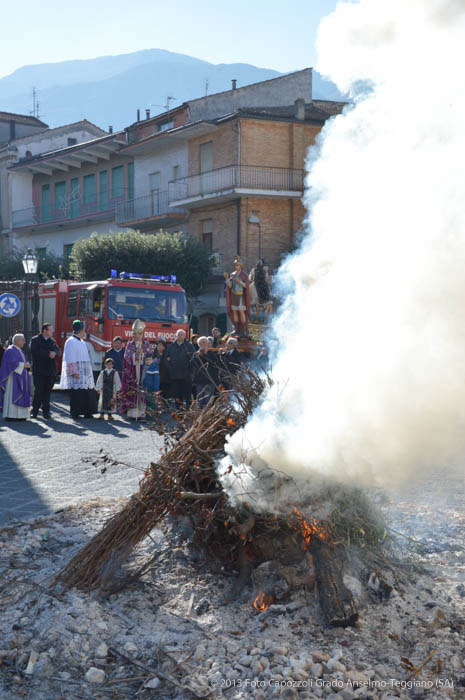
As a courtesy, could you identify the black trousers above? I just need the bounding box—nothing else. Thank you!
[32,374,55,415]
[171,378,192,407]
[69,389,93,418]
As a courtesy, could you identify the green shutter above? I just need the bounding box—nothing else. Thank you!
[128,162,134,201]
[63,244,74,260]
[83,174,96,206]
[70,178,80,218]
[99,171,108,210]
[111,165,124,199]
[54,181,66,214]
[41,185,50,222]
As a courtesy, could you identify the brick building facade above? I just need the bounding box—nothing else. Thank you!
[170,100,344,272]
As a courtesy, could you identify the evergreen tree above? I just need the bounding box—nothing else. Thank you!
[70,230,211,298]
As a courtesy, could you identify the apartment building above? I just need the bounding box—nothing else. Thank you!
[7,130,131,257]
[1,118,107,253]
[166,97,344,332]
[116,106,190,235]
[5,70,314,258]
[3,70,345,331]
[116,68,315,236]
[168,99,346,271]
[0,111,48,246]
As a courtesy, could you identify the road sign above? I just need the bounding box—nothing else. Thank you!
[0,293,21,318]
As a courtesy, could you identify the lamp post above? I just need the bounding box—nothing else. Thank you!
[22,249,39,341]
[248,215,262,262]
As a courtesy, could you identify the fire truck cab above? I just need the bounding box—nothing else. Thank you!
[38,273,189,374]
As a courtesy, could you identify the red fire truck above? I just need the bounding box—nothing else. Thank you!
[38,273,189,373]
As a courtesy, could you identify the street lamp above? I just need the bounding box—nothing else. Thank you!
[248,215,262,261]
[22,249,39,339]
[22,248,38,276]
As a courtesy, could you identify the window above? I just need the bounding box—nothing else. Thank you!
[67,289,79,317]
[25,150,32,158]
[83,174,96,206]
[70,178,80,218]
[202,219,213,252]
[149,171,161,215]
[55,181,67,214]
[128,162,134,202]
[67,138,77,146]
[173,165,180,181]
[158,120,174,132]
[200,141,213,173]
[78,289,91,316]
[111,165,124,199]
[107,287,187,323]
[41,185,51,222]
[92,287,104,316]
[35,247,47,260]
[99,171,108,210]
[149,172,161,190]
[63,243,74,260]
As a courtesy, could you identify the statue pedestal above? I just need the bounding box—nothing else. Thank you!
[236,336,259,354]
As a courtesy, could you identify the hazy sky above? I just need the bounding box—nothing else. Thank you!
[1,0,339,78]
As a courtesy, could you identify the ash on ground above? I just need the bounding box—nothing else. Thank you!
[1,470,464,700]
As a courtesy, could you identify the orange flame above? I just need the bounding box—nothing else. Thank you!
[253,590,275,612]
[293,507,330,547]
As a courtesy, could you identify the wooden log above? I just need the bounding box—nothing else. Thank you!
[310,538,359,627]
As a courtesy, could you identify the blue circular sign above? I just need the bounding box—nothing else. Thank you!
[0,293,21,318]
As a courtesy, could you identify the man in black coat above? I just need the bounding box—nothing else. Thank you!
[190,336,219,407]
[219,337,243,389]
[30,323,61,419]
[165,329,195,407]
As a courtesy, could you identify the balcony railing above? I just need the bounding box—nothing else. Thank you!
[115,191,187,225]
[12,191,127,229]
[169,165,304,203]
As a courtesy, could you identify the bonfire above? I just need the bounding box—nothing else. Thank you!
[55,367,400,627]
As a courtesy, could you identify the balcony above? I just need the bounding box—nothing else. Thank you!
[168,165,305,207]
[115,191,188,230]
[12,192,126,232]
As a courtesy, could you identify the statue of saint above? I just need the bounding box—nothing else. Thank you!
[224,257,250,337]
[120,319,152,419]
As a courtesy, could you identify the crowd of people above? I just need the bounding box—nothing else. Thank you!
[0,320,259,423]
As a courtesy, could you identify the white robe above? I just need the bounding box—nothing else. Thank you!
[60,336,95,390]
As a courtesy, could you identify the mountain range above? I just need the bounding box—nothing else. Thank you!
[0,49,343,131]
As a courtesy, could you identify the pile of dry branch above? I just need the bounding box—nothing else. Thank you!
[55,368,394,627]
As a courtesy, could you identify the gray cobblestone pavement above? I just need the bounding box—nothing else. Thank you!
[0,391,163,525]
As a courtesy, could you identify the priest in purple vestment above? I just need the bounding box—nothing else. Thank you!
[0,334,32,421]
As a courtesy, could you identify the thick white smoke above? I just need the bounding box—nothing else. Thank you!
[220,0,465,507]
